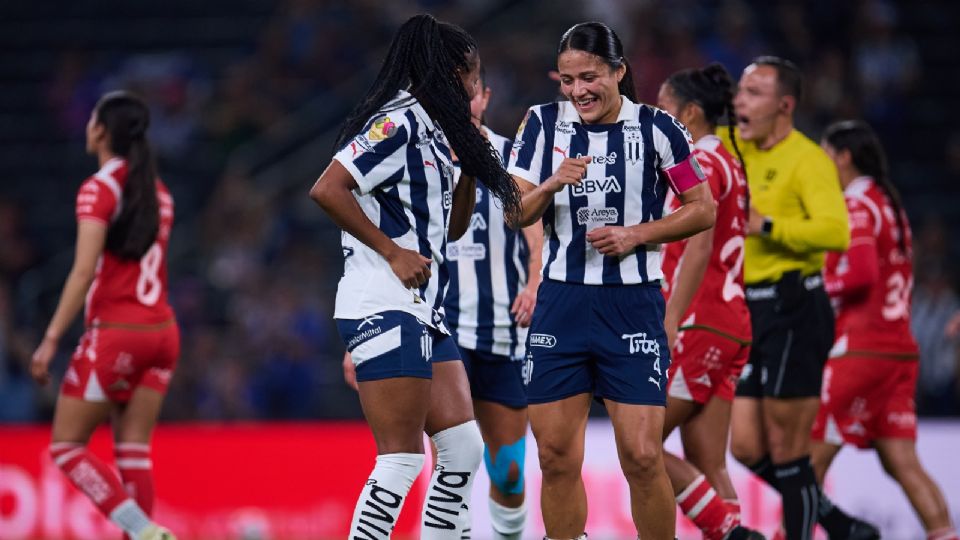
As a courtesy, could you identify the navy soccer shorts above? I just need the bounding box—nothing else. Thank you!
[524,280,670,406]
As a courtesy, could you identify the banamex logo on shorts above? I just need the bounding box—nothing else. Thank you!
[529,333,557,348]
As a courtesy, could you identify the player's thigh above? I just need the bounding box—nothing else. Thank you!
[113,386,167,444]
[810,441,842,483]
[605,400,665,474]
[761,396,820,458]
[358,376,432,454]
[874,437,923,481]
[425,360,474,435]
[51,395,114,444]
[730,396,766,462]
[680,395,732,472]
[663,396,699,440]
[474,399,527,449]
[529,393,591,471]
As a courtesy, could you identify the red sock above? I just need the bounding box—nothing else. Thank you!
[115,443,154,515]
[50,442,130,516]
[676,475,737,540]
[928,527,960,540]
[725,499,742,527]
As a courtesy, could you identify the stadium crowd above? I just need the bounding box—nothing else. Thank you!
[1,0,958,423]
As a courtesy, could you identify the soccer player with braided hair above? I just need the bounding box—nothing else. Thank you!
[310,14,519,539]
[657,63,763,540]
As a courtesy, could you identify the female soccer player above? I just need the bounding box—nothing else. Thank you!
[30,91,178,540]
[813,120,958,540]
[309,14,522,540]
[444,67,542,540]
[657,64,762,540]
[508,22,715,540]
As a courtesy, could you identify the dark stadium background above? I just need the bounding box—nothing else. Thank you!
[1,1,958,538]
[2,0,957,424]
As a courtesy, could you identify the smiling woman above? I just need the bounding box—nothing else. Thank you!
[506,21,717,540]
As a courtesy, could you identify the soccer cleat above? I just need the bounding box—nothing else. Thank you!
[139,524,177,540]
[846,519,880,540]
[724,525,767,540]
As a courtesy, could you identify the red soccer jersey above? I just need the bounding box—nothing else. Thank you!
[76,157,175,326]
[662,135,750,341]
[823,176,918,357]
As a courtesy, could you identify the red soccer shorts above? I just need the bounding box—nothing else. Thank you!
[667,327,750,404]
[812,356,918,448]
[61,323,179,403]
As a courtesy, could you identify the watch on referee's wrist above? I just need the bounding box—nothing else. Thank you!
[761,216,774,237]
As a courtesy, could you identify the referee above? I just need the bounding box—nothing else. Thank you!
[721,56,860,540]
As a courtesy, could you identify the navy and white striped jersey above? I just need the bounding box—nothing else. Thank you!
[332,90,456,332]
[507,96,700,285]
[444,127,530,359]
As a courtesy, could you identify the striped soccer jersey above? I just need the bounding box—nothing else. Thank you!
[507,96,701,285]
[332,90,456,332]
[445,126,530,359]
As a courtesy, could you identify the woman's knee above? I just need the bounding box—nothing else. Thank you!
[619,439,663,481]
[537,438,583,480]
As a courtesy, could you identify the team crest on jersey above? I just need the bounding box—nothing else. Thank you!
[367,116,398,142]
[624,131,643,165]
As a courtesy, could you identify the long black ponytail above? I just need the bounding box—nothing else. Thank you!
[94,91,159,260]
[558,22,637,102]
[334,14,521,223]
[665,63,749,212]
[823,120,907,253]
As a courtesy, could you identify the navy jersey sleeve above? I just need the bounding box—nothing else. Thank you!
[507,107,546,186]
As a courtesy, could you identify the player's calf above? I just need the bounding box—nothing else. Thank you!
[421,420,484,539]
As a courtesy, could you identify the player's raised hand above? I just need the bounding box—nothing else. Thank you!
[587,225,638,257]
[545,156,591,193]
[386,246,432,289]
[30,337,57,386]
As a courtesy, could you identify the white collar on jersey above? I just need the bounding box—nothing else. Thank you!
[558,94,640,124]
[694,134,722,151]
[393,89,438,133]
[845,175,874,195]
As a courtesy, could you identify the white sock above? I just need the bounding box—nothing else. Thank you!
[109,499,153,538]
[490,498,526,539]
[350,452,425,539]
[543,535,587,540]
[421,421,484,539]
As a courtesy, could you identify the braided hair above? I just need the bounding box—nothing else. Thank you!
[665,63,749,210]
[334,14,521,223]
[823,120,908,253]
[558,22,637,102]
[94,91,159,260]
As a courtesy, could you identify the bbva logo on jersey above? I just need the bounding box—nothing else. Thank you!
[572,176,621,196]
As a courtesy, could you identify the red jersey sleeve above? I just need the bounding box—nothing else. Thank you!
[693,150,725,203]
[76,177,119,225]
[825,197,880,299]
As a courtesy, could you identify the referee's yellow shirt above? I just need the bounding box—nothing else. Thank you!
[719,128,849,284]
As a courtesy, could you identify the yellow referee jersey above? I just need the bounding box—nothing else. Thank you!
[719,128,849,284]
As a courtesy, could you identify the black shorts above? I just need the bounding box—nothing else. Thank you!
[736,271,834,399]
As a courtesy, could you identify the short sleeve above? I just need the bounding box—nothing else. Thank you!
[847,197,879,250]
[651,109,704,194]
[506,107,546,186]
[333,113,411,195]
[76,177,119,224]
[693,150,725,202]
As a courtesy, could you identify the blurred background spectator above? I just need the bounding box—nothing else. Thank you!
[1,0,958,422]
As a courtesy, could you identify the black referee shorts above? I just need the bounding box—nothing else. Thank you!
[736,271,834,399]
